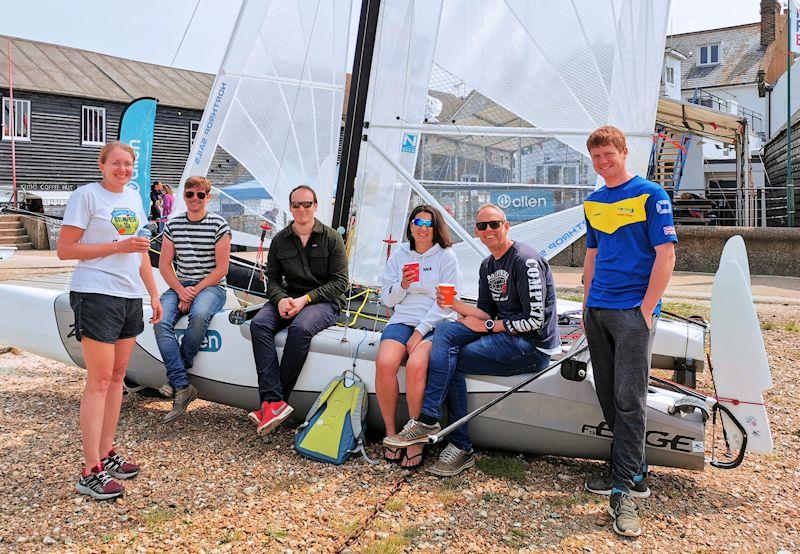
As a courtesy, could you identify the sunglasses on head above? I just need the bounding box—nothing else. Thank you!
[184,191,207,199]
[411,218,433,228]
[475,220,505,231]
[290,201,315,209]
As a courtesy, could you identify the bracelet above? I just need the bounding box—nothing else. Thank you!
[305,294,312,303]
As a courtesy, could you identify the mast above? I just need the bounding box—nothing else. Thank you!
[332,0,381,232]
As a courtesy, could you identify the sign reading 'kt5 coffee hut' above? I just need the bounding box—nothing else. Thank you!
[490,190,554,222]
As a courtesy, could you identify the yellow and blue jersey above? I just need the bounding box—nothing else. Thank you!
[584,176,677,311]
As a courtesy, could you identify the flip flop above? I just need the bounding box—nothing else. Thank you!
[401,448,425,470]
[384,446,404,464]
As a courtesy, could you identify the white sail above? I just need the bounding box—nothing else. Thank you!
[349,0,670,292]
[346,0,447,282]
[176,0,351,238]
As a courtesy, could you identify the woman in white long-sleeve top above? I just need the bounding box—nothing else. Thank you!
[376,205,462,468]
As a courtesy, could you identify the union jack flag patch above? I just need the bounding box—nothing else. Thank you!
[663,225,676,236]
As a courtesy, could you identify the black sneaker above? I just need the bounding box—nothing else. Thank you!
[76,464,124,500]
[585,471,650,498]
[608,492,642,537]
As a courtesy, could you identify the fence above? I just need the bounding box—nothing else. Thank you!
[674,186,792,227]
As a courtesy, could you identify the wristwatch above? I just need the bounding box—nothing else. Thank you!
[484,319,495,333]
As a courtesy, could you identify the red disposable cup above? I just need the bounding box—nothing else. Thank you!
[404,262,420,283]
[438,283,456,306]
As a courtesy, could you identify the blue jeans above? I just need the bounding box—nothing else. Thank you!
[154,283,226,389]
[421,320,551,451]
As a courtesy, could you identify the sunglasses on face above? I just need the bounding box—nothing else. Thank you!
[290,201,315,209]
[411,218,433,228]
[184,191,207,200]
[475,220,505,231]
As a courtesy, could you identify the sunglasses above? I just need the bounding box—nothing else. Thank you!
[475,220,505,231]
[184,191,207,199]
[290,201,315,209]
[411,218,433,228]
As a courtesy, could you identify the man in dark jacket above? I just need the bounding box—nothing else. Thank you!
[248,185,348,436]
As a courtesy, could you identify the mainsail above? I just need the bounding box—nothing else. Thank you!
[347,0,670,297]
[176,0,351,245]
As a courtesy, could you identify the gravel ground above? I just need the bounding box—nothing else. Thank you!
[0,300,798,553]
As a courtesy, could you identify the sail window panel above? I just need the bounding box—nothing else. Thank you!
[1,97,31,141]
[81,106,106,146]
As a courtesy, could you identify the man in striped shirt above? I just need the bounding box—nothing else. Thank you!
[154,176,231,423]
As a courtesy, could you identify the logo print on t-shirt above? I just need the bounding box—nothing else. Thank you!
[487,269,510,301]
[110,208,140,236]
[656,199,672,214]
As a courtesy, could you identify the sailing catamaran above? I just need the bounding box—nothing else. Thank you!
[0,0,773,470]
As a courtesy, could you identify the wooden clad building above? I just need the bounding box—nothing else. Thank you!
[0,35,214,215]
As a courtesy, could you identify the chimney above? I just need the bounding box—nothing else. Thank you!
[761,0,779,46]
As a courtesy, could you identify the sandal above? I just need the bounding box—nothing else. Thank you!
[401,448,426,470]
[384,446,404,464]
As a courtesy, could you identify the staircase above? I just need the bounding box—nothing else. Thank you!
[0,215,33,250]
[648,127,690,194]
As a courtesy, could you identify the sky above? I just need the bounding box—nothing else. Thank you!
[0,0,766,74]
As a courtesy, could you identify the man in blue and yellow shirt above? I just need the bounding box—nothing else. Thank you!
[581,126,677,538]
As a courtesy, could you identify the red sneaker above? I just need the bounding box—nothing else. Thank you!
[76,464,124,500]
[101,449,140,479]
[256,401,294,436]
[248,402,267,426]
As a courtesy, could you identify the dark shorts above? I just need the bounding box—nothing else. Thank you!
[69,292,144,344]
[380,323,434,345]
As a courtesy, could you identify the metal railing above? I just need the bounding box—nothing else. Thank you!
[688,89,764,137]
[674,186,792,227]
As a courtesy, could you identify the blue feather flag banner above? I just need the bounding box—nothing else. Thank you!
[119,97,158,214]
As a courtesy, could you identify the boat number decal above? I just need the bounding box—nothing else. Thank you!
[581,422,696,453]
[175,329,222,352]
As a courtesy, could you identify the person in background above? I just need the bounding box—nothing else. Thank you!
[582,125,677,538]
[154,176,231,423]
[376,205,461,469]
[150,181,163,232]
[384,204,560,477]
[57,141,163,500]
[160,184,175,233]
[247,185,348,436]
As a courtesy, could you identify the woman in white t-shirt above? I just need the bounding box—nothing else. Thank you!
[376,205,462,469]
[57,142,163,500]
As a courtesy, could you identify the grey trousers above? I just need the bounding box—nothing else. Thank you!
[584,307,657,493]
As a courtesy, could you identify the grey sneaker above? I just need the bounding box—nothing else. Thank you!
[585,471,650,498]
[163,383,198,423]
[427,443,475,477]
[383,418,441,448]
[607,492,642,537]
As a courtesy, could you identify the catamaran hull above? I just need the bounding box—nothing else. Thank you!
[0,284,705,470]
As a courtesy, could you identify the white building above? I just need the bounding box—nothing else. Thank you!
[659,0,782,198]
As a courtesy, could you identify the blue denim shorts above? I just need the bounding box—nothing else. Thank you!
[380,323,433,344]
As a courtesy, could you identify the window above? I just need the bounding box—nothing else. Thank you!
[665,66,675,85]
[190,120,201,146]
[547,165,561,184]
[2,97,31,141]
[698,44,720,66]
[563,166,578,185]
[81,106,106,146]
